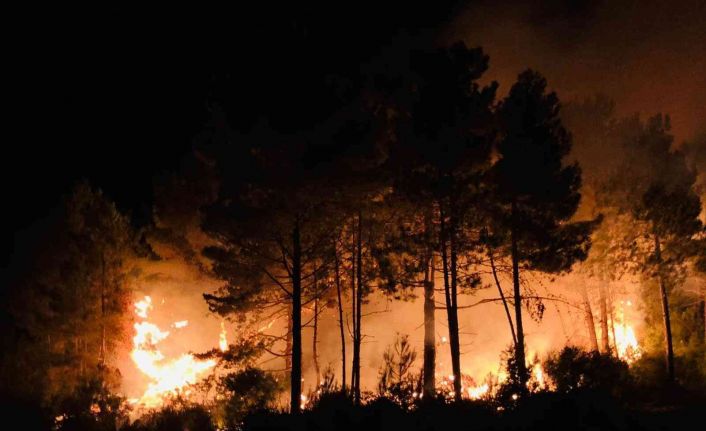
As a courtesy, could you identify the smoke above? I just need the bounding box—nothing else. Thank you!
[302,1,704,389]
[443,0,706,143]
[115,1,704,397]
[116,256,224,401]
[301,269,644,393]
[684,131,706,220]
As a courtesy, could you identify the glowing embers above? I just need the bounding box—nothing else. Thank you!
[612,300,642,364]
[438,361,547,401]
[440,373,493,400]
[466,383,490,400]
[130,296,216,408]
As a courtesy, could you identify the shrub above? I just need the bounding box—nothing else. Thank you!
[543,346,631,397]
[218,367,280,427]
[125,402,214,431]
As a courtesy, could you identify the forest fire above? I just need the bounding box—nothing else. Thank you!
[129,296,216,408]
[466,383,489,400]
[532,362,547,389]
[3,5,705,429]
[219,320,228,352]
[614,324,641,363]
[613,301,642,364]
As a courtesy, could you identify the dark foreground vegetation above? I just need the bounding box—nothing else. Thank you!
[4,390,705,431]
[239,391,706,431]
[2,346,704,431]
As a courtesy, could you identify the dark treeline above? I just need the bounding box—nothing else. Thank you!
[191,42,602,413]
[2,29,706,431]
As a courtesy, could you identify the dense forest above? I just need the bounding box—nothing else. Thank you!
[2,3,706,431]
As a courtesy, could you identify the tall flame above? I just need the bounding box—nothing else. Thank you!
[219,320,228,352]
[130,296,216,408]
[613,301,642,364]
[532,362,547,389]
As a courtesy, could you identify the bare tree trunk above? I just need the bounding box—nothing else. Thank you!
[580,284,599,352]
[100,254,107,397]
[353,211,363,405]
[334,237,346,391]
[510,201,528,389]
[598,283,610,354]
[100,254,106,368]
[290,220,302,414]
[440,207,462,401]
[423,235,436,398]
[448,219,462,402]
[313,296,320,385]
[702,284,706,345]
[488,246,517,347]
[609,291,617,354]
[285,310,293,371]
[654,234,675,382]
[350,227,356,393]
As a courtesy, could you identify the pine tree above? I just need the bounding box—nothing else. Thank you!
[614,115,703,382]
[490,70,597,390]
[393,42,497,401]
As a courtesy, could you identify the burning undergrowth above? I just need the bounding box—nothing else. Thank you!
[116,271,648,423]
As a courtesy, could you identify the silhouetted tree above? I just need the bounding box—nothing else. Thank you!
[0,182,137,420]
[562,95,621,353]
[612,114,704,382]
[200,123,341,413]
[393,42,497,401]
[490,70,597,390]
[377,334,419,408]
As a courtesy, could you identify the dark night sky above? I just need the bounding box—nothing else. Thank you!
[3,3,460,266]
[5,43,209,263]
[4,1,705,267]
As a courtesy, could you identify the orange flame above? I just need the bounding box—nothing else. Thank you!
[135,296,152,319]
[532,362,547,389]
[613,301,642,364]
[467,383,489,400]
[219,320,228,352]
[130,296,216,408]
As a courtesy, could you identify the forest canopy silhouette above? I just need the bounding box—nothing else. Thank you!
[2,2,705,430]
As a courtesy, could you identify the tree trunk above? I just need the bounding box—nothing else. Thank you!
[510,201,528,390]
[702,284,706,345]
[488,246,517,347]
[290,220,303,414]
[440,207,462,401]
[654,234,675,382]
[423,244,436,398]
[334,237,346,391]
[579,284,599,352]
[448,220,462,402]
[609,291,617,354]
[350,227,357,393]
[353,211,363,405]
[285,310,293,371]
[313,296,320,385]
[598,283,610,354]
[100,254,106,368]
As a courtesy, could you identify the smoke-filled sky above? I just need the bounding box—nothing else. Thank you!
[444,0,705,143]
[119,0,705,396]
